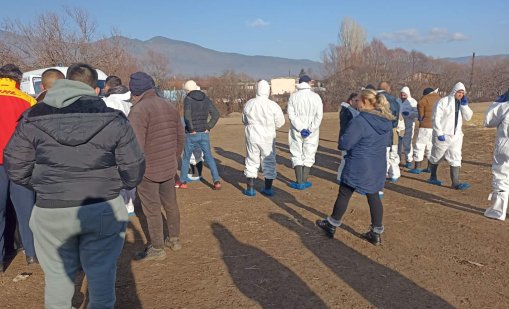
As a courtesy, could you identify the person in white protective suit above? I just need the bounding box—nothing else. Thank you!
[397,86,419,168]
[102,84,136,215]
[287,75,323,190]
[483,89,509,220]
[242,80,285,197]
[337,93,360,182]
[377,82,402,182]
[427,82,473,190]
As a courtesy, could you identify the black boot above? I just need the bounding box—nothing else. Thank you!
[450,166,470,190]
[243,178,256,196]
[315,219,336,238]
[196,161,203,178]
[290,166,305,189]
[302,166,312,188]
[261,178,274,196]
[190,164,197,177]
[422,160,432,173]
[427,163,442,185]
[361,230,382,246]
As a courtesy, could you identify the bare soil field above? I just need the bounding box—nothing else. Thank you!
[2,101,508,308]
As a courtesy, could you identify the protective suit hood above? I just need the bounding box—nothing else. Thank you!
[449,82,466,97]
[256,80,270,98]
[400,86,412,98]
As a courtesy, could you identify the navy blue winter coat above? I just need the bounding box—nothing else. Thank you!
[339,111,392,194]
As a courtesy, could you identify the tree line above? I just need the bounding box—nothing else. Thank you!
[1,10,507,115]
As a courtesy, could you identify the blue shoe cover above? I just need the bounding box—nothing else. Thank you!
[243,188,256,196]
[421,168,431,173]
[386,177,399,182]
[303,181,312,189]
[289,182,306,190]
[408,169,422,174]
[427,178,442,186]
[403,162,413,168]
[260,188,273,196]
[454,182,471,190]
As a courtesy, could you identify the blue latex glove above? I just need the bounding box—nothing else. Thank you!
[300,129,311,138]
[418,116,424,122]
[496,94,508,103]
[460,96,468,106]
[402,111,409,116]
[438,135,446,142]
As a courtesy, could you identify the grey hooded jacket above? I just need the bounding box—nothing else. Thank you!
[3,79,145,208]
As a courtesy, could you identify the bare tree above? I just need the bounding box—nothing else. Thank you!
[1,7,138,80]
[140,49,170,87]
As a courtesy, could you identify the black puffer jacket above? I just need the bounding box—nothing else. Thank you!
[4,80,145,208]
[183,90,220,133]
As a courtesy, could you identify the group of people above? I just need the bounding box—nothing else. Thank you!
[1,60,508,308]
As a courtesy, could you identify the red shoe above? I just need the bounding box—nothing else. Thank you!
[213,181,222,190]
[176,181,188,189]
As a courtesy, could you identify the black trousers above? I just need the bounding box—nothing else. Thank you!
[331,183,383,228]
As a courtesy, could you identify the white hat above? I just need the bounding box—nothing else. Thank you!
[184,80,200,92]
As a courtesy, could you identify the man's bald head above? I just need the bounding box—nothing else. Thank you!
[378,81,391,93]
[41,69,65,90]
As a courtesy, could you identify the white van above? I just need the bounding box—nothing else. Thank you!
[21,66,108,97]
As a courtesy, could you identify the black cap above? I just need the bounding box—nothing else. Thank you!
[299,75,311,83]
[423,88,434,96]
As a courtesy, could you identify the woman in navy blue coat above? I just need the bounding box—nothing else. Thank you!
[316,89,394,245]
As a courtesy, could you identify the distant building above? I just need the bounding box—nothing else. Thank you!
[270,77,297,95]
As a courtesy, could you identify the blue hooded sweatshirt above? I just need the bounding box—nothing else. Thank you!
[340,111,392,194]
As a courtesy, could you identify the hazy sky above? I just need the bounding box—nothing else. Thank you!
[1,0,507,61]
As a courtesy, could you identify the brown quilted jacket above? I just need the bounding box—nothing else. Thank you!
[129,89,184,182]
[418,92,441,128]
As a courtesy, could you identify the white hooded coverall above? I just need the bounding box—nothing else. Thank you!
[102,92,136,213]
[243,80,285,179]
[484,100,509,220]
[102,91,132,116]
[287,82,324,167]
[397,86,418,162]
[429,82,473,166]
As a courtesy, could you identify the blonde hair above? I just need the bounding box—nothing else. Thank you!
[360,89,395,120]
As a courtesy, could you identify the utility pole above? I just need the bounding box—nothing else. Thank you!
[469,52,475,91]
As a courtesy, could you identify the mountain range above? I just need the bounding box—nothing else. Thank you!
[2,30,507,79]
[116,36,323,79]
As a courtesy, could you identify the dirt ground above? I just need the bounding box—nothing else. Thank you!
[2,102,509,308]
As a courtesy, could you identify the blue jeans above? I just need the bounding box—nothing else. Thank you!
[180,132,220,183]
[0,165,36,260]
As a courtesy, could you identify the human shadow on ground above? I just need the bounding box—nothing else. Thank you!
[213,152,329,219]
[461,160,492,168]
[269,212,455,309]
[215,146,338,186]
[43,198,141,309]
[274,142,339,173]
[211,223,328,308]
[114,222,143,309]
[384,182,485,215]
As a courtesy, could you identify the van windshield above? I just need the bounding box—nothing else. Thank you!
[33,77,42,95]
